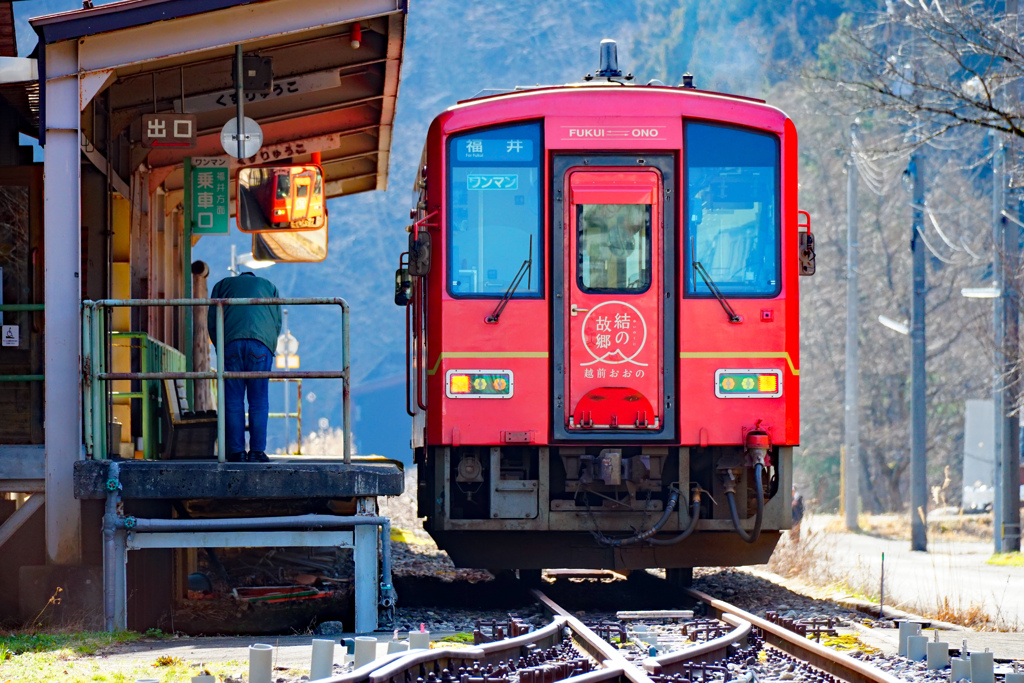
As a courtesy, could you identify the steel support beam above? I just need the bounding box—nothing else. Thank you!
[43,38,83,564]
[0,494,45,550]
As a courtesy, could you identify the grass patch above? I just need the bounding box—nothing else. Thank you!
[0,630,140,657]
[437,632,475,644]
[0,630,262,683]
[987,552,1024,567]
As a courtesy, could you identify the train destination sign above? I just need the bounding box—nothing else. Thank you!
[455,137,534,162]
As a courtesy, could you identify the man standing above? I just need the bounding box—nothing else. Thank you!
[208,271,282,462]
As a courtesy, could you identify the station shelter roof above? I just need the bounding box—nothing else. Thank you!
[30,0,407,200]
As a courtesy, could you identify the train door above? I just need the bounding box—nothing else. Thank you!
[551,156,676,441]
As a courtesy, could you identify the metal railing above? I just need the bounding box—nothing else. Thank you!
[268,377,303,454]
[0,304,44,383]
[107,332,186,459]
[83,297,350,463]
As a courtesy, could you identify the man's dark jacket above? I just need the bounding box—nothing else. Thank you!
[208,272,282,352]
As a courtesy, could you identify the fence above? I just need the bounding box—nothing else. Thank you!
[83,297,350,463]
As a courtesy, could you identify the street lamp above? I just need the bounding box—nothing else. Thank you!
[229,243,274,275]
[878,315,909,336]
[961,286,1001,299]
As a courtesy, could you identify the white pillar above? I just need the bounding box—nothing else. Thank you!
[43,39,83,564]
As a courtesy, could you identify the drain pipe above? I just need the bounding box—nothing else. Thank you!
[592,486,680,547]
[102,461,122,631]
[724,431,770,544]
[649,487,702,546]
[379,519,397,612]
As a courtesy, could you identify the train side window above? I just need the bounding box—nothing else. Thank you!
[684,123,780,297]
[447,121,543,298]
[577,204,652,293]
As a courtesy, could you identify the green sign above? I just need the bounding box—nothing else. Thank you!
[188,157,230,235]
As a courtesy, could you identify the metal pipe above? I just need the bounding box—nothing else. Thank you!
[593,487,680,547]
[378,519,396,610]
[120,513,391,532]
[103,460,121,631]
[92,302,106,460]
[216,302,226,462]
[235,44,244,160]
[82,304,94,456]
[91,297,348,307]
[99,370,348,380]
[342,303,351,464]
[725,463,765,544]
[649,492,702,546]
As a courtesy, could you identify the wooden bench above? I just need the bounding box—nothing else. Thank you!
[161,379,218,459]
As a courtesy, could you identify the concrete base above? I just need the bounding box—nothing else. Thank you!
[74,458,404,500]
[18,564,103,628]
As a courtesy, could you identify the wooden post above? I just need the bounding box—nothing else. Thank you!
[191,260,214,412]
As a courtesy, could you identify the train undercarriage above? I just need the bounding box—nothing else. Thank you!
[415,444,792,570]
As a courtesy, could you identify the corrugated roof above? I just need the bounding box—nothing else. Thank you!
[31,0,262,45]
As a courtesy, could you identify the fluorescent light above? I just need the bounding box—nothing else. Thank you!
[961,287,1000,299]
[238,252,274,269]
[878,315,909,336]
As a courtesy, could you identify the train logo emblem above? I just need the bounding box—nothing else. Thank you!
[579,301,648,366]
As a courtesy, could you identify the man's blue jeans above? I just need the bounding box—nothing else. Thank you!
[224,339,273,455]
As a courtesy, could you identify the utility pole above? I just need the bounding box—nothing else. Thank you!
[1001,0,1022,553]
[909,151,928,552]
[844,122,861,531]
[993,138,1008,553]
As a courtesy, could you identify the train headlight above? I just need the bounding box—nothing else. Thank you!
[715,369,782,398]
[445,369,514,399]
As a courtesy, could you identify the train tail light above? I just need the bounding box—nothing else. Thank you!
[715,369,783,398]
[445,370,514,399]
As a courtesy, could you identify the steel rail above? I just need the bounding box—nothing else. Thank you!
[643,613,751,673]
[684,588,902,683]
[532,589,654,683]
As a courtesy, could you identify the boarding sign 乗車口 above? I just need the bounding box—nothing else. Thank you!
[189,157,230,235]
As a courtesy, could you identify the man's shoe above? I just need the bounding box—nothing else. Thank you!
[247,451,270,462]
[226,452,246,462]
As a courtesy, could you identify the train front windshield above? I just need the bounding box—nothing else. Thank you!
[685,123,780,297]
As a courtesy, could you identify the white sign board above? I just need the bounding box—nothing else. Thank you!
[2,325,19,347]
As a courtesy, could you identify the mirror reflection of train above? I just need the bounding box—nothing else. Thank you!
[237,164,325,232]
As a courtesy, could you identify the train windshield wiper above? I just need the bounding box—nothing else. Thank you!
[485,236,533,324]
[693,261,741,323]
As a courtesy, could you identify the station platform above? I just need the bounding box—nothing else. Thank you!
[74,456,404,500]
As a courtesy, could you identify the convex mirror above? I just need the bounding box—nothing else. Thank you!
[237,164,326,233]
[252,225,328,263]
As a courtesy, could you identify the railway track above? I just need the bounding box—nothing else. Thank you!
[321,585,902,683]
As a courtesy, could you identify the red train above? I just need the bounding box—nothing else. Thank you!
[396,41,813,574]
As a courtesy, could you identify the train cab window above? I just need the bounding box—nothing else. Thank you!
[685,123,780,297]
[577,204,652,293]
[447,122,542,297]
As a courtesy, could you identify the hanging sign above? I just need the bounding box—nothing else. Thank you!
[142,113,197,148]
[188,157,230,235]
